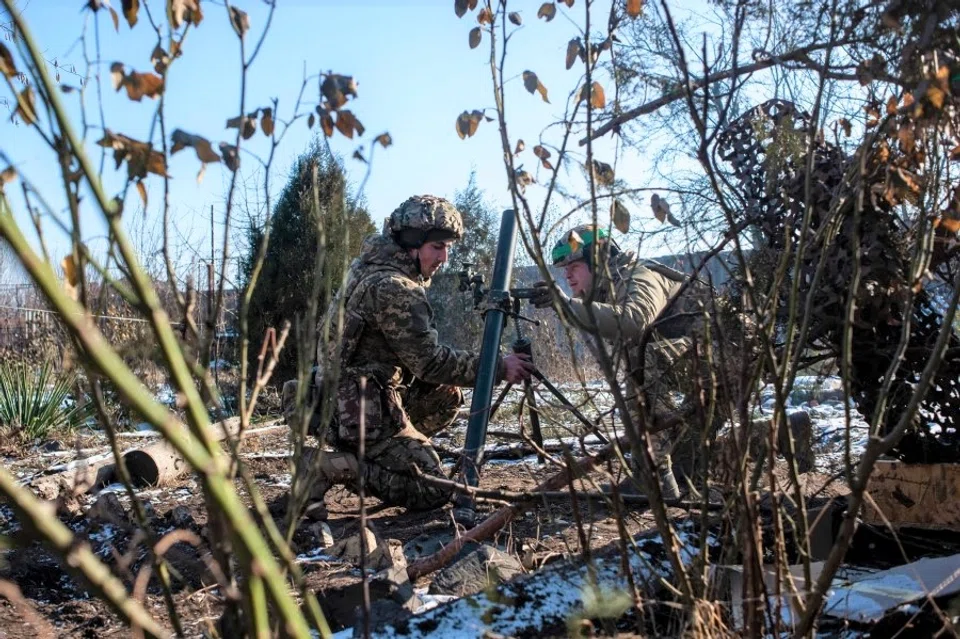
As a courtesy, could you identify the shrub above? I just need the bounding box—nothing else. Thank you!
[0,362,95,441]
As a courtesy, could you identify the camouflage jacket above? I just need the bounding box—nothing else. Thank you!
[317,233,487,389]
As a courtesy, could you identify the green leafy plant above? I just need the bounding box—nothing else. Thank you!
[0,362,94,440]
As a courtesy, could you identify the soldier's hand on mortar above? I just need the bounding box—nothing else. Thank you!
[530,280,568,309]
[502,353,535,384]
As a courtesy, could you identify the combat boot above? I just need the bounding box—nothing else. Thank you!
[293,449,361,523]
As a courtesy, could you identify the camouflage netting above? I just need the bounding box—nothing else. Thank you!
[717,98,960,463]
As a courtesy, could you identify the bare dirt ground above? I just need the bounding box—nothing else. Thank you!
[0,390,949,638]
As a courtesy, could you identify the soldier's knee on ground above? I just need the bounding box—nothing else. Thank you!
[360,429,453,510]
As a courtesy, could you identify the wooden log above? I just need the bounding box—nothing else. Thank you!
[862,460,960,530]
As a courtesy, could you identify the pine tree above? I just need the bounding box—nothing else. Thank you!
[239,138,375,385]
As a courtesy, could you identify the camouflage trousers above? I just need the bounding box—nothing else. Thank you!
[625,336,726,485]
[331,374,463,511]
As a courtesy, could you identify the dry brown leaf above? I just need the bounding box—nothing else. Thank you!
[515,169,534,187]
[229,7,249,37]
[110,62,125,91]
[97,129,168,179]
[590,159,614,186]
[0,166,17,192]
[123,71,164,101]
[61,255,80,298]
[875,141,890,164]
[226,113,257,139]
[353,148,367,163]
[477,7,493,24]
[541,158,554,171]
[514,139,525,155]
[261,108,274,136]
[508,12,522,25]
[650,193,680,226]
[169,0,203,30]
[150,45,170,74]
[611,199,630,233]
[935,217,960,234]
[0,43,17,79]
[567,229,583,254]
[122,0,139,26]
[307,113,316,129]
[626,0,643,17]
[335,110,364,139]
[566,38,582,70]
[376,132,392,148]
[110,63,164,101]
[319,109,335,138]
[456,110,482,139]
[533,145,551,160]
[320,74,358,110]
[950,144,960,161]
[584,81,605,109]
[335,111,354,138]
[219,143,239,172]
[170,129,222,163]
[926,86,945,110]
[522,70,549,103]
[107,6,120,31]
[897,123,915,153]
[838,118,852,137]
[537,2,556,21]
[136,180,147,209]
[562,0,574,5]
[454,0,470,18]
[469,27,482,49]
[14,87,37,125]
[886,95,898,115]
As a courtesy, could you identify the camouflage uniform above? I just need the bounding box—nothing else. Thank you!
[288,195,498,517]
[561,249,711,490]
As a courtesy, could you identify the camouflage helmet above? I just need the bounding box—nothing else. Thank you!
[386,194,464,248]
[551,224,617,268]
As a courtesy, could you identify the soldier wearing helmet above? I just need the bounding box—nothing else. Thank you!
[530,223,697,501]
[283,195,534,527]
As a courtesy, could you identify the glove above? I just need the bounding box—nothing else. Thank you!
[530,280,567,309]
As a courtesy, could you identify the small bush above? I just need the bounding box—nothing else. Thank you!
[0,362,95,441]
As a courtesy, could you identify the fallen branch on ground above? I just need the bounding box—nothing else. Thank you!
[406,444,618,582]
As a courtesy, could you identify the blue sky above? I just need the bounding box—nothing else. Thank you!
[1,0,712,284]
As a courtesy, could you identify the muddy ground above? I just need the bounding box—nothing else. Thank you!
[0,384,954,638]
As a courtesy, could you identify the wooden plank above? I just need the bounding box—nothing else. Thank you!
[863,460,960,530]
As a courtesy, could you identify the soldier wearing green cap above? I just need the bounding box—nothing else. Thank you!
[282,194,534,525]
[530,223,701,500]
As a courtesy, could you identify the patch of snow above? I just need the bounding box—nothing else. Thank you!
[295,547,336,564]
[413,589,459,613]
[155,384,177,407]
[363,524,705,638]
